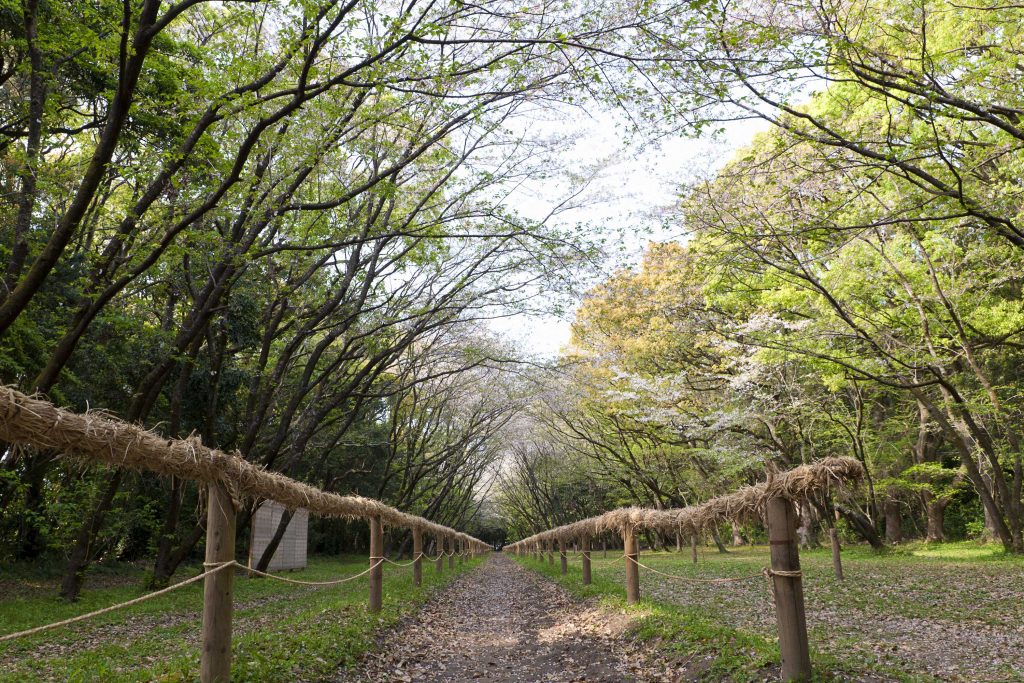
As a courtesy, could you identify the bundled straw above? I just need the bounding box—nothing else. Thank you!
[0,386,486,550]
[507,457,863,550]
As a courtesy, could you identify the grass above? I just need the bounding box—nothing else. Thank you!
[0,554,482,682]
[513,541,1024,682]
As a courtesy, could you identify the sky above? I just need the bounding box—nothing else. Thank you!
[488,109,768,358]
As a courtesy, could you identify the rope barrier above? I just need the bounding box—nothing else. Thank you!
[0,558,393,643]
[382,553,424,568]
[239,558,383,585]
[0,562,236,643]
[626,556,803,583]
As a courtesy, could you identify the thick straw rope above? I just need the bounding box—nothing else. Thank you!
[506,457,863,552]
[0,386,487,552]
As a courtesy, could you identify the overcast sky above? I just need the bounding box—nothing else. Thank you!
[488,109,768,358]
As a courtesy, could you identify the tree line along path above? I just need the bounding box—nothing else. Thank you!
[3,0,1024,681]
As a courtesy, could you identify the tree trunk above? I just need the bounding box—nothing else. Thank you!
[926,497,945,542]
[255,508,294,572]
[796,503,820,549]
[711,528,728,553]
[60,469,124,600]
[884,500,902,544]
[150,476,186,587]
[731,521,745,546]
[836,503,885,550]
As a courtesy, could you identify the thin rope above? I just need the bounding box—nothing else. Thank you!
[237,558,383,585]
[382,553,424,568]
[0,561,236,643]
[627,556,802,583]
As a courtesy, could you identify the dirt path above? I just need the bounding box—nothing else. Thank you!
[337,554,658,682]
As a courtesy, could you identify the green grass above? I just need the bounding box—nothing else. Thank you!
[0,554,483,682]
[513,542,1024,682]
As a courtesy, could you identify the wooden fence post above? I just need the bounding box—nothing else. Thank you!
[201,480,236,683]
[829,527,844,580]
[448,536,455,570]
[691,533,698,565]
[559,538,567,575]
[459,539,464,564]
[581,535,592,585]
[413,527,423,587]
[623,524,639,604]
[436,534,444,573]
[767,496,812,681]
[547,540,554,565]
[369,515,383,613]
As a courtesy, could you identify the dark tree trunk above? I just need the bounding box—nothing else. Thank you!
[255,508,295,572]
[60,469,124,600]
[150,477,186,587]
[884,500,902,544]
[837,503,885,550]
[711,528,729,553]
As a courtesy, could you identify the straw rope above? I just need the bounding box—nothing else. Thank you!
[626,556,767,584]
[0,562,235,643]
[239,559,383,586]
[505,457,863,552]
[382,554,424,568]
[0,386,489,553]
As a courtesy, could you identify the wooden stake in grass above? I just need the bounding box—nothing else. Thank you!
[448,535,455,570]
[559,538,567,575]
[459,538,465,564]
[201,480,236,683]
[369,515,383,613]
[413,527,423,587]
[829,527,844,581]
[691,533,698,565]
[767,496,812,682]
[581,535,592,585]
[547,540,554,565]
[436,534,444,574]
[623,524,639,605]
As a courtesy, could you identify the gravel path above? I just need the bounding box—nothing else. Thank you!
[338,554,656,682]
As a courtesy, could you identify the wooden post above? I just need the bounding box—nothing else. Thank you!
[829,527,844,581]
[623,525,639,604]
[691,533,698,565]
[767,496,812,681]
[201,481,236,683]
[559,538,567,575]
[459,539,464,564]
[412,527,423,587]
[436,534,444,574]
[603,537,608,558]
[448,536,455,569]
[581,535,592,585]
[369,516,383,613]
[547,540,554,565]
